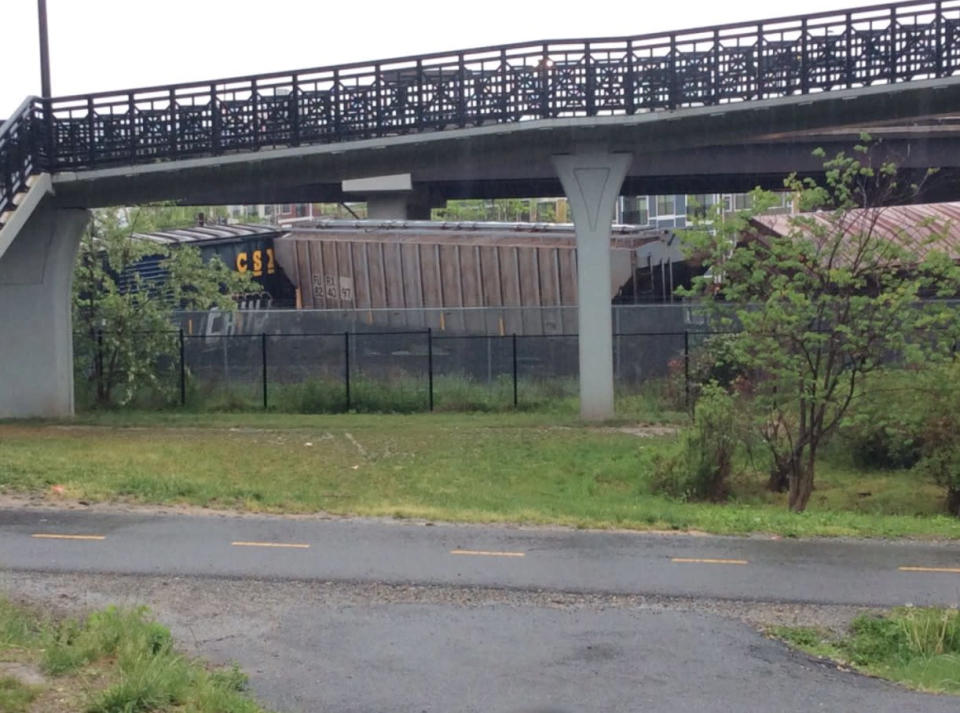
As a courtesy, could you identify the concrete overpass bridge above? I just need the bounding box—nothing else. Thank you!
[4,0,960,420]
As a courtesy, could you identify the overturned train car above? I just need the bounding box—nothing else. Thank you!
[271,220,690,336]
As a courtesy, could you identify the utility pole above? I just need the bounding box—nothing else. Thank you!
[38,0,51,97]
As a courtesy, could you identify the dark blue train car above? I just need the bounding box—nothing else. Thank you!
[130,223,298,308]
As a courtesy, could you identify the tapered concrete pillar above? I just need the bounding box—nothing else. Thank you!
[552,149,632,421]
[342,173,433,220]
[365,193,431,220]
[0,198,89,418]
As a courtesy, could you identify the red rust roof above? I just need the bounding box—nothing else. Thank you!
[751,202,960,263]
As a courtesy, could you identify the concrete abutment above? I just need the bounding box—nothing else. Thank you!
[0,199,89,418]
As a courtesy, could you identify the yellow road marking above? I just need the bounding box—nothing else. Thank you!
[450,549,525,558]
[231,541,310,549]
[672,557,748,565]
[899,566,960,574]
[32,533,105,541]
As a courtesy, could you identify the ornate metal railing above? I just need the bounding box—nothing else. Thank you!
[0,98,41,222]
[3,0,960,223]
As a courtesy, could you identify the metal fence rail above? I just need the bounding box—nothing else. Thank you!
[75,328,723,412]
[3,1,960,223]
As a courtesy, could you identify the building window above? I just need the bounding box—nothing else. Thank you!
[655,195,676,217]
[622,196,649,225]
[686,194,715,219]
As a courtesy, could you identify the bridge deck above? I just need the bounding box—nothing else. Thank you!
[4,0,960,222]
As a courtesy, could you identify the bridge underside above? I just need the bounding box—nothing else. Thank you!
[50,78,960,210]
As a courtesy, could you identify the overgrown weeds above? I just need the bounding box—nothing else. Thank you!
[0,676,38,713]
[650,383,741,501]
[0,597,270,713]
[773,607,960,694]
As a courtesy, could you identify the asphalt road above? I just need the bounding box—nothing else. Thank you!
[1,506,959,606]
[2,571,957,713]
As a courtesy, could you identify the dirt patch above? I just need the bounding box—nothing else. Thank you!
[0,662,44,687]
[547,423,680,438]
[614,425,679,438]
[27,665,114,713]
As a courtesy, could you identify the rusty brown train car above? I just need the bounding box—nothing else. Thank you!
[273,221,669,334]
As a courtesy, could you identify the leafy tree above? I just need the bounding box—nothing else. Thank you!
[434,198,566,222]
[684,139,960,512]
[73,206,254,407]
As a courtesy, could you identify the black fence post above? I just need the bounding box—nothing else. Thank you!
[684,330,691,410]
[512,333,519,408]
[96,328,104,401]
[261,333,268,410]
[179,328,186,407]
[427,328,434,412]
[344,331,351,412]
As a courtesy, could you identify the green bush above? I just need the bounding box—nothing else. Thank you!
[688,334,750,390]
[849,426,924,470]
[916,444,960,517]
[839,369,928,470]
[836,363,960,516]
[650,383,740,501]
[662,334,750,411]
[910,362,960,516]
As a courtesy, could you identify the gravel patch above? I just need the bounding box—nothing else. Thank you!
[0,570,874,642]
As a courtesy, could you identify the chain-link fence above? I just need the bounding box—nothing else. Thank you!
[73,326,722,413]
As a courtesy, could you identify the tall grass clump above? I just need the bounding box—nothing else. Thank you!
[0,598,271,713]
[650,383,741,501]
[775,607,960,695]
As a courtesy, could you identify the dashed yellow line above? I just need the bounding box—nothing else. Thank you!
[450,549,525,558]
[32,533,105,541]
[231,541,310,549]
[672,557,748,565]
[899,566,960,574]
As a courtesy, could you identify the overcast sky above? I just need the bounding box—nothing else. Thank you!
[2,0,867,112]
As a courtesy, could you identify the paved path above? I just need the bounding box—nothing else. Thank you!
[1,507,959,606]
[2,571,957,713]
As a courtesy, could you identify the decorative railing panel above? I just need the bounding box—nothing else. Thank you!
[0,98,39,222]
[3,1,960,224]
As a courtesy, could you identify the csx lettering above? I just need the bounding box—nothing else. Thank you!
[235,248,276,276]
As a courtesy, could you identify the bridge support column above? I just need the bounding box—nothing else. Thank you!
[342,173,433,220]
[552,148,632,421]
[0,200,89,418]
[366,192,431,220]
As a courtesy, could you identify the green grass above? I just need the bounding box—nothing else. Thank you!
[0,597,270,713]
[78,371,684,422]
[2,412,960,538]
[0,676,38,713]
[772,608,960,695]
